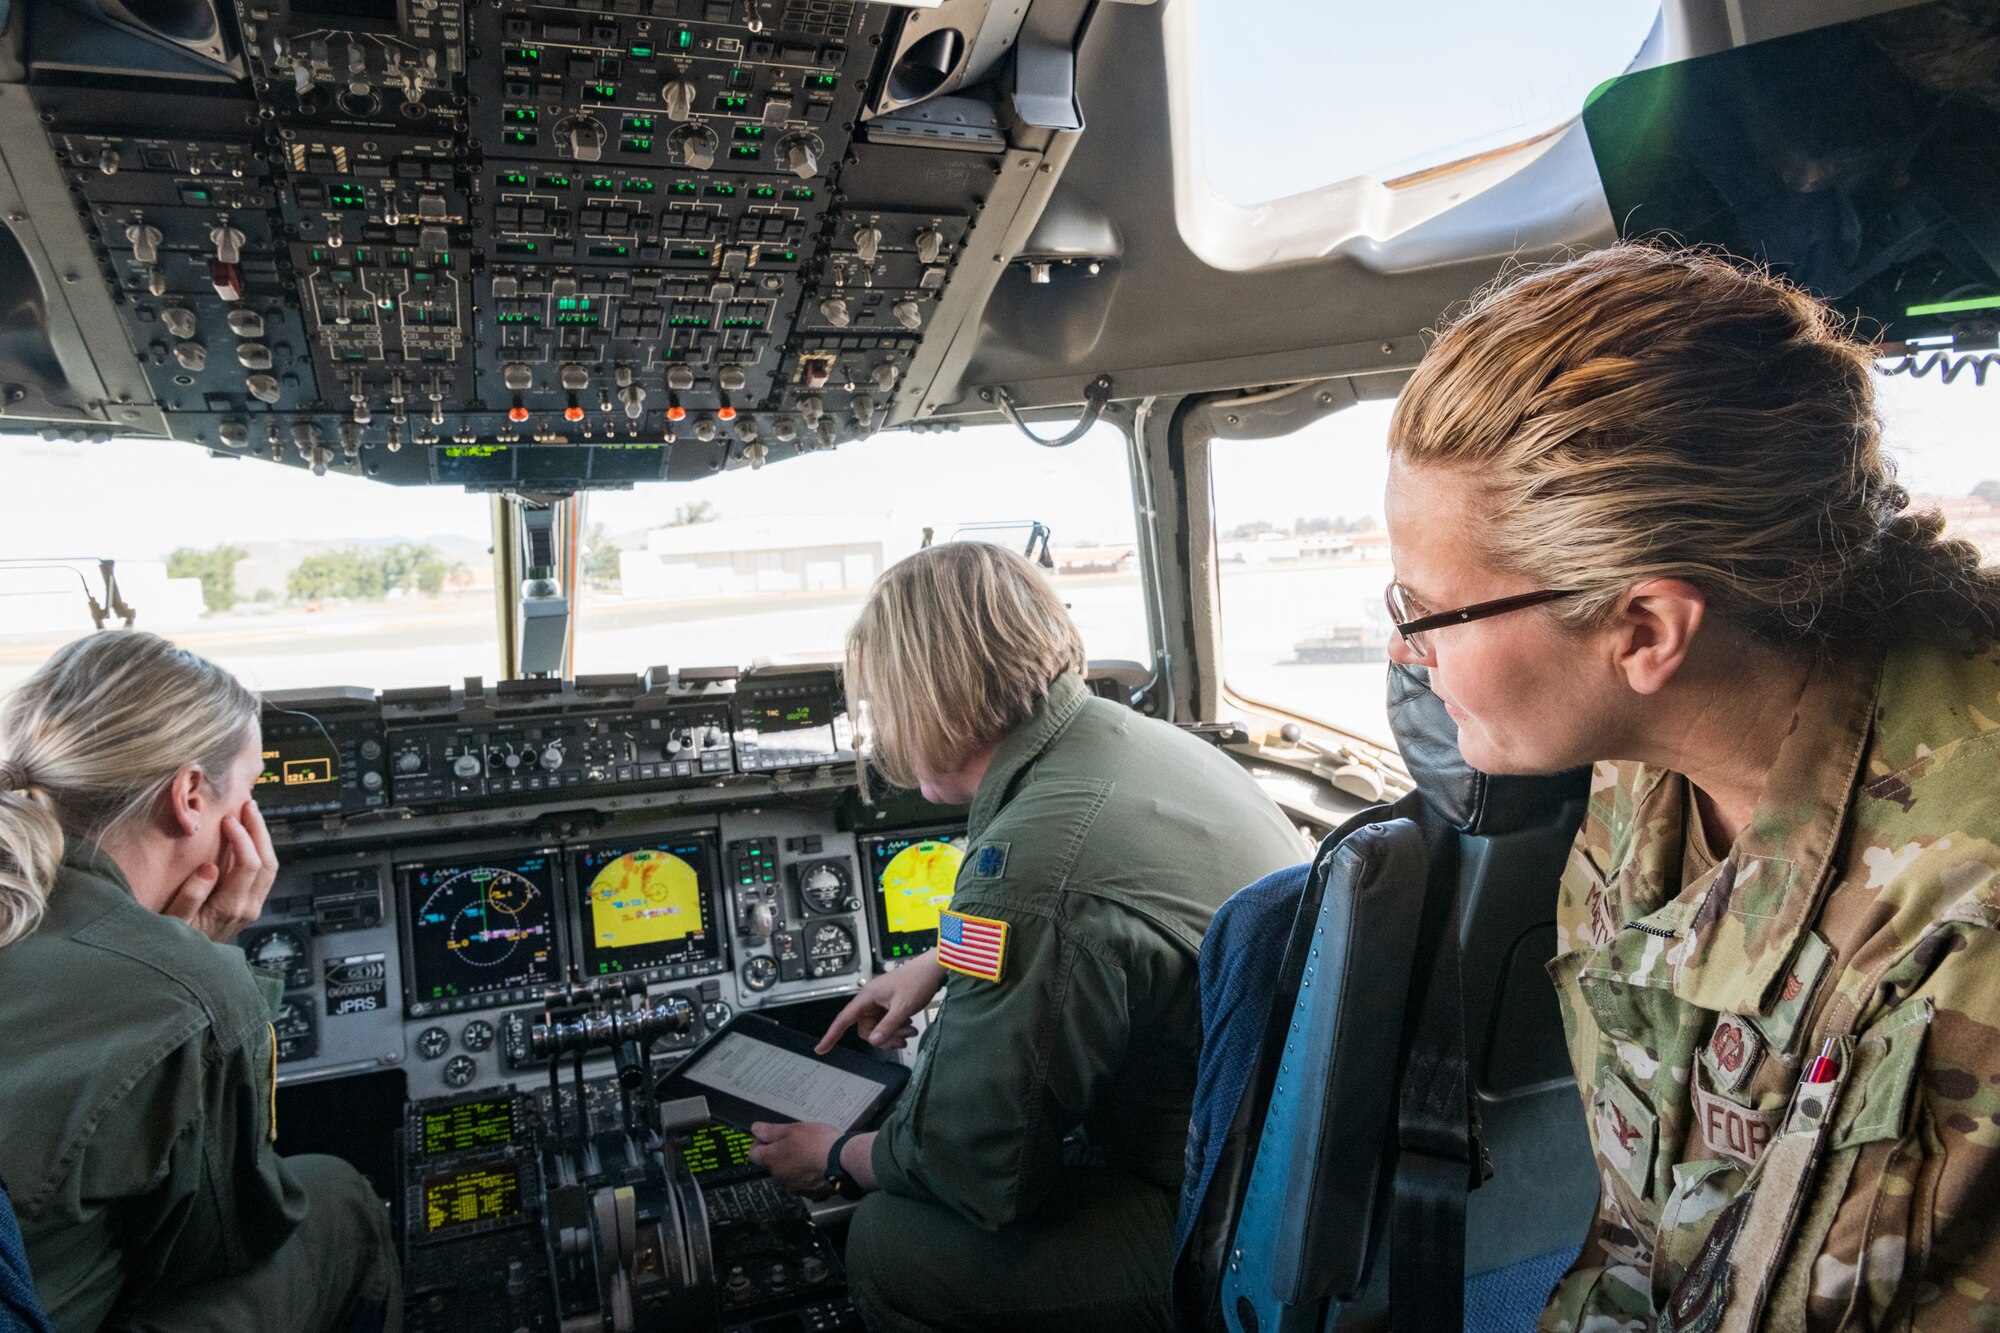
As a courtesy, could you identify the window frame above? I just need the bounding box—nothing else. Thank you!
[1164,381,1410,776]
[1163,0,1667,273]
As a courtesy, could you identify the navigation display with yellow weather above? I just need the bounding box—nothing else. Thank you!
[571,833,726,981]
[861,830,965,964]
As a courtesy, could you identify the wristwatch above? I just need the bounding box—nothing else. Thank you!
[824,1130,865,1200]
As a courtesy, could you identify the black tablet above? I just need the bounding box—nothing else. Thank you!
[659,1012,909,1134]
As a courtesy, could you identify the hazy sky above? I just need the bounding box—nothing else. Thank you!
[1195,0,1662,203]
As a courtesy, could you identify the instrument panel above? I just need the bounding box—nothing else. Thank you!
[248,663,952,1102]
[260,806,958,1101]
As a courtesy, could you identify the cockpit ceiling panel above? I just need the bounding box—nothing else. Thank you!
[0,0,1094,490]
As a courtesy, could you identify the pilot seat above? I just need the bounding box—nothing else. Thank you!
[1175,662,1597,1332]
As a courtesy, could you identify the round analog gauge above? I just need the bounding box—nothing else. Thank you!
[460,1019,495,1053]
[274,996,316,1061]
[796,860,852,914]
[700,999,733,1032]
[807,922,857,978]
[654,992,700,1049]
[740,955,779,992]
[242,926,310,987]
[416,1025,450,1060]
[442,1055,477,1089]
[275,997,314,1040]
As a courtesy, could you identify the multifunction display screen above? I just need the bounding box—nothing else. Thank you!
[399,853,560,1012]
[421,1162,523,1233]
[748,698,828,732]
[571,833,725,979]
[733,683,850,772]
[679,1122,758,1179]
[420,1099,517,1157]
[860,831,964,964]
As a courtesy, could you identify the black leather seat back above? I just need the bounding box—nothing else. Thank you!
[1387,664,1596,1294]
[1181,664,1596,1333]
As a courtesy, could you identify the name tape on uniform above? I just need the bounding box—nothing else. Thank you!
[938,908,1008,982]
[1692,1078,1781,1170]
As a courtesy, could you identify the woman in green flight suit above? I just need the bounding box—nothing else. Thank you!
[747,541,1306,1332]
[0,631,400,1332]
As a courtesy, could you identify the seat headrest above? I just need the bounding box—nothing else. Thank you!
[1386,662,1589,836]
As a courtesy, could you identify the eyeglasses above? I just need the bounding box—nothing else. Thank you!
[1384,582,1581,658]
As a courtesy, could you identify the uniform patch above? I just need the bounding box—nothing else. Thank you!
[1701,1014,1765,1095]
[1660,1188,1752,1333]
[969,843,1009,879]
[1595,1073,1657,1201]
[937,909,1008,981]
[1692,1078,1780,1169]
[1752,931,1830,1057]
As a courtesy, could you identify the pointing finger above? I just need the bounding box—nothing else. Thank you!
[817,994,871,1054]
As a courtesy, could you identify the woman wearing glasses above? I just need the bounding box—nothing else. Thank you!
[1382,244,2000,1332]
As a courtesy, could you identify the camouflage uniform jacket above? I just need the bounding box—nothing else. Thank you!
[1541,640,2000,1333]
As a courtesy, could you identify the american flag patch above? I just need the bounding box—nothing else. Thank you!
[937,908,1008,982]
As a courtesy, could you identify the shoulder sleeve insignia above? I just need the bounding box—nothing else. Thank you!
[969,842,1008,879]
[937,908,1008,982]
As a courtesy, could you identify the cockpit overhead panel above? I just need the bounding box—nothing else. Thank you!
[0,0,1090,491]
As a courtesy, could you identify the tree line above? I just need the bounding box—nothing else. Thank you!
[168,542,467,612]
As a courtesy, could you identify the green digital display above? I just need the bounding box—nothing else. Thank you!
[421,1100,516,1156]
[679,1123,757,1177]
[422,1164,521,1233]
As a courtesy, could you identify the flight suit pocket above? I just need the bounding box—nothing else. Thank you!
[1653,1157,1745,1308]
[1594,1070,1658,1202]
[1832,997,1931,1152]
[1794,1002,1934,1326]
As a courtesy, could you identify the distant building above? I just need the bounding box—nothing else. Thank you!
[1346,530,1392,560]
[1053,544,1134,574]
[1297,533,1356,560]
[619,514,894,599]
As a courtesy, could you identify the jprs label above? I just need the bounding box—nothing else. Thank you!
[325,953,388,1016]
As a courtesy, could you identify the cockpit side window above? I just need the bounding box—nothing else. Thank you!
[1209,396,1399,745]
[1208,372,2000,752]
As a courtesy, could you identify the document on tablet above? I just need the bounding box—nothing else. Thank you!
[681,1032,887,1131]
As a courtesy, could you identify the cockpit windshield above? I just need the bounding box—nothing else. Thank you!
[0,422,1146,693]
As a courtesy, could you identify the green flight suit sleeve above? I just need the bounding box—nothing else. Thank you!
[870,899,1131,1231]
[99,994,308,1301]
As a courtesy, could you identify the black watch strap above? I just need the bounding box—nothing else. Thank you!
[825,1130,863,1199]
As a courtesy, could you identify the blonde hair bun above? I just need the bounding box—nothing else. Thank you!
[1389,242,2000,649]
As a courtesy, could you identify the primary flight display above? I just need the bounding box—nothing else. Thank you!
[860,831,963,965]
